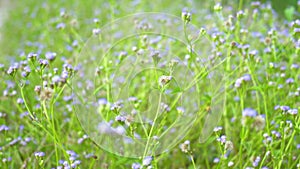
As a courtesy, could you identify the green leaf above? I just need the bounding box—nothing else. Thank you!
[284,6,295,21]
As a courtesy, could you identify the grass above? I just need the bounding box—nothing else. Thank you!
[0,0,300,168]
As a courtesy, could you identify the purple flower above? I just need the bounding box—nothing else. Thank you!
[213,158,220,163]
[287,108,298,115]
[34,152,45,157]
[39,59,49,68]
[291,64,299,69]
[71,160,81,168]
[176,107,185,114]
[242,108,257,117]
[45,52,57,61]
[52,75,61,84]
[7,66,17,76]
[115,115,126,122]
[17,98,24,104]
[252,156,261,167]
[132,163,141,169]
[56,23,65,29]
[2,157,12,163]
[217,135,226,143]
[0,125,10,132]
[92,28,101,35]
[63,64,73,72]
[213,126,223,132]
[280,106,290,111]
[22,66,31,77]
[285,78,294,84]
[72,40,78,47]
[274,105,280,110]
[249,50,258,56]
[251,1,261,7]
[97,98,107,105]
[242,74,251,81]
[142,156,152,166]
[61,70,69,79]
[27,53,38,61]
[24,66,31,73]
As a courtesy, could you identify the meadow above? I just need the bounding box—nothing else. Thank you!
[0,0,299,168]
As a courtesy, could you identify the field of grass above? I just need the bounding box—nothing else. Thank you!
[0,0,300,168]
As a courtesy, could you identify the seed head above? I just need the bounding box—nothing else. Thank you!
[158,75,172,87]
[253,115,265,130]
[179,140,190,153]
[225,141,234,151]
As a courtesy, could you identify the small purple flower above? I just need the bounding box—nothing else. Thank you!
[128,96,138,102]
[252,156,261,167]
[22,65,31,77]
[2,157,12,163]
[84,153,96,159]
[27,53,38,61]
[24,137,32,142]
[280,106,290,111]
[234,96,240,101]
[264,48,272,54]
[72,40,78,47]
[251,1,261,7]
[0,125,10,132]
[142,156,152,166]
[63,63,73,72]
[24,66,31,73]
[249,50,258,56]
[132,163,141,169]
[71,160,81,168]
[291,64,299,69]
[56,23,65,29]
[93,18,100,24]
[7,66,17,76]
[213,126,223,132]
[176,107,185,114]
[45,52,57,61]
[92,28,101,35]
[61,70,69,79]
[0,63,4,70]
[21,71,28,77]
[294,28,300,34]
[285,78,294,84]
[287,108,298,115]
[52,75,61,84]
[17,98,24,104]
[242,74,251,81]
[115,115,126,122]
[34,152,45,157]
[19,125,24,131]
[274,105,280,110]
[213,157,220,163]
[39,59,49,68]
[242,108,257,117]
[217,135,226,143]
[20,112,29,118]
